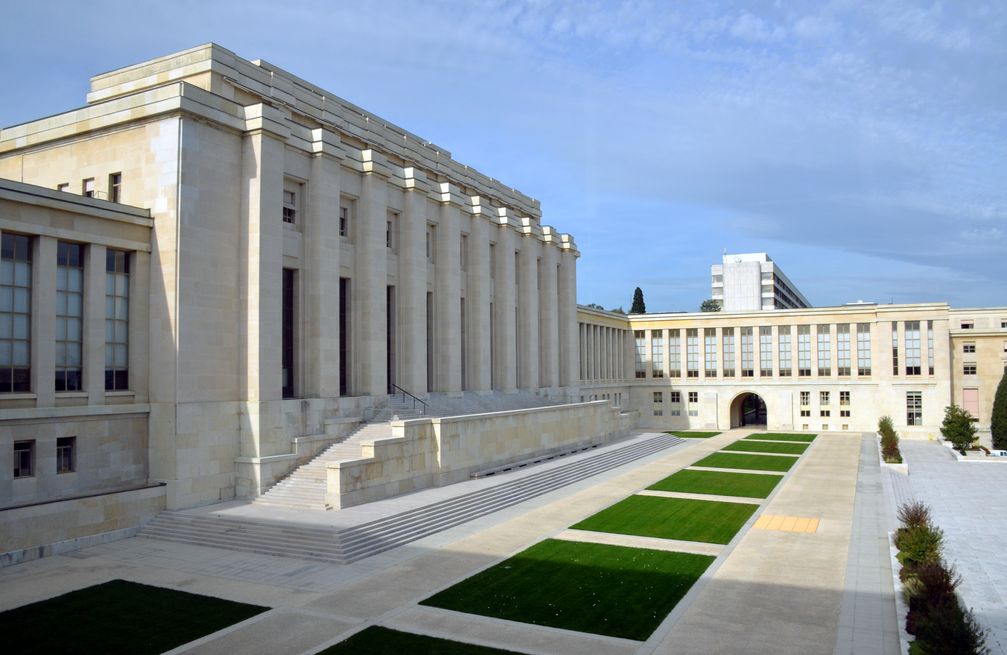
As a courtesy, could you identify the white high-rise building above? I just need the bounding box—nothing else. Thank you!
[711,252,810,311]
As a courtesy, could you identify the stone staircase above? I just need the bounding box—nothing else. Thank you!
[253,422,394,510]
[138,433,684,564]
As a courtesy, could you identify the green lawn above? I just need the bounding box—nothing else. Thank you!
[694,452,797,472]
[744,433,817,443]
[722,441,808,455]
[665,431,721,439]
[320,626,521,654]
[0,579,266,655]
[571,495,757,544]
[648,469,783,499]
[421,539,714,641]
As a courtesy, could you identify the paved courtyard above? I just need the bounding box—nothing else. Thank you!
[888,441,1007,655]
[3,431,1001,654]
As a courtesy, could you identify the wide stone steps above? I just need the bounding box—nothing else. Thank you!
[253,422,396,509]
[138,433,683,564]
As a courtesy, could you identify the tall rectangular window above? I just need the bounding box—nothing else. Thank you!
[837,324,851,376]
[57,436,76,474]
[904,321,921,375]
[778,326,792,376]
[722,328,735,377]
[703,328,717,378]
[759,326,772,376]
[105,250,130,390]
[686,329,699,378]
[651,331,664,377]
[857,323,871,376]
[13,440,34,478]
[892,322,899,376]
[668,329,681,378]
[906,391,922,426]
[798,325,811,376]
[927,320,934,375]
[282,268,296,398]
[56,242,84,392]
[740,327,753,377]
[817,324,831,376]
[634,330,646,379]
[108,173,122,203]
[1,234,32,392]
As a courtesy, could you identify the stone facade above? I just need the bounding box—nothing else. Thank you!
[578,302,1007,441]
[0,44,580,514]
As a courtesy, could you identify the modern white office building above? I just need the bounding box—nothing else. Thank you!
[711,252,810,311]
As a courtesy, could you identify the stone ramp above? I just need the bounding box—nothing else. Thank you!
[138,433,684,564]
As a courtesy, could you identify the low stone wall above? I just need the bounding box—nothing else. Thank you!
[0,484,166,566]
[326,401,625,509]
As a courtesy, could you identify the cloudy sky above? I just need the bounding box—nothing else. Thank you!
[3,1,1005,311]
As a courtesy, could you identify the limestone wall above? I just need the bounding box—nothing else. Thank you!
[326,401,623,509]
[0,484,165,566]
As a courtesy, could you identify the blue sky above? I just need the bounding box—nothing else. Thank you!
[3,1,1005,311]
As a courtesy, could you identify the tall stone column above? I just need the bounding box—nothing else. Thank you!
[398,168,429,394]
[85,243,107,405]
[238,120,286,460]
[434,183,462,392]
[304,130,342,398]
[467,199,492,391]
[538,238,559,389]
[32,236,57,407]
[517,230,541,390]
[558,245,578,387]
[354,150,390,397]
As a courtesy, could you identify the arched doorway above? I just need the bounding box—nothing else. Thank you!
[730,393,767,428]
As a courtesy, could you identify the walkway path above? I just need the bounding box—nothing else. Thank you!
[898,440,1007,655]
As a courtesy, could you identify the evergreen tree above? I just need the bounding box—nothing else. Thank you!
[940,404,978,454]
[630,287,646,314]
[992,367,1007,450]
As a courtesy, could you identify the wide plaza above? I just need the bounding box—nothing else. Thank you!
[3,426,1002,654]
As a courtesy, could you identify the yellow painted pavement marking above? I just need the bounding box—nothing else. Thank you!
[754,514,820,533]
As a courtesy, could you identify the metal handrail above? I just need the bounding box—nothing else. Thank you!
[389,383,428,416]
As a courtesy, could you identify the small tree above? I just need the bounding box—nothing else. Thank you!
[700,299,722,312]
[941,404,978,454]
[992,367,1007,450]
[629,287,646,314]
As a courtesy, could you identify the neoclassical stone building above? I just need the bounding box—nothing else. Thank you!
[578,303,1007,440]
[0,44,580,520]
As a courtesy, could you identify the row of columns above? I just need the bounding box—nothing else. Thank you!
[240,116,579,406]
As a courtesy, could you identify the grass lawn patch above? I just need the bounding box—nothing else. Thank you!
[0,579,266,655]
[694,452,797,472]
[648,469,783,499]
[722,441,808,455]
[320,626,521,654]
[665,431,720,438]
[421,539,713,641]
[744,433,817,443]
[571,494,757,544]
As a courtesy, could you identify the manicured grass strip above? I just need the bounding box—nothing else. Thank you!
[722,441,807,455]
[0,579,266,655]
[571,495,757,544]
[648,469,783,499]
[320,626,521,654]
[694,452,797,472]
[665,431,720,439]
[422,539,713,641]
[744,432,816,443]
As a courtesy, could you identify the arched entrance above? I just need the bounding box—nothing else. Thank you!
[730,393,767,428]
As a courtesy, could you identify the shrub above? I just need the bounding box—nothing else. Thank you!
[992,368,1007,450]
[941,404,978,454]
[897,501,933,531]
[896,525,944,573]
